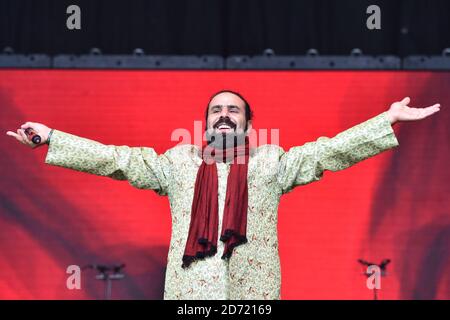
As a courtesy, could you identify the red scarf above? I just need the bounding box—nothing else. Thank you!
[182,137,250,269]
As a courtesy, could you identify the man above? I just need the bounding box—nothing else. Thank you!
[6,91,441,299]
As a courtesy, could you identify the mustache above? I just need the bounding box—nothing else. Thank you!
[213,117,237,129]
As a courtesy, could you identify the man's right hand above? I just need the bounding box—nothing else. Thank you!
[6,122,53,148]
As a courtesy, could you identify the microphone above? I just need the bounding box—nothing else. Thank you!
[23,128,42,144]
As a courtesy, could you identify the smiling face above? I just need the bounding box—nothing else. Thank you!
[206,92,251,135]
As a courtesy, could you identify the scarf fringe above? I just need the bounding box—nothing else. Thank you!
[220,229,248,260]
[181,243,217,269]
[181,229,249,269]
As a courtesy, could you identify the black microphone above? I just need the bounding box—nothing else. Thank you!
[23,128,42,144]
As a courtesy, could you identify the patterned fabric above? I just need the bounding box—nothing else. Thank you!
[45,111,399,300]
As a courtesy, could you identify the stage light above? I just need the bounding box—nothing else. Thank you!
[2,46,14,55]
[350,48,363,56]
[89,47,102,55]
[306,48,319,56]
[133,48,145,56]
[263,48,275,57]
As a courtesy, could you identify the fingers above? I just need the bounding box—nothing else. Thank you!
[19,128,36,147]
[6,124,41,148]
[10,129,25,144]
[21,121,35,129]
[6,130,23,142]
[422,104,440,114]
[6,121,45,146]
[395,101,442,122]
[431,103,441,110]
[401,97,410,106]
[424,105,441,117]
[6,130,19,138]
[409,105,440,120]
[18,128,30,144]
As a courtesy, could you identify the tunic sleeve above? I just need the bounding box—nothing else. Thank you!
[277,111,399,194]
[45,130,170,195]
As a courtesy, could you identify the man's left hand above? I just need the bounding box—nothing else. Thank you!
[387,97,441,124]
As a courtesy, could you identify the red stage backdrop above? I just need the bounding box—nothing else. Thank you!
[0,70,448,299]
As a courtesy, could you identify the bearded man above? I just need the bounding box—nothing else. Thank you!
[6,90,441,299]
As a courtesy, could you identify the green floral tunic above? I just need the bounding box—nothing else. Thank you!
[45,111,399,300]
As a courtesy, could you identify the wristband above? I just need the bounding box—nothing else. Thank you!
[46,129,54,145]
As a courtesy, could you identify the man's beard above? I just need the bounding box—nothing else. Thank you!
[205,116,247,149]
[205,129,247,149]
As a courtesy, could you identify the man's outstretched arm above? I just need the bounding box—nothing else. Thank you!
[6,123,171,195]
[277,97,441,194]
